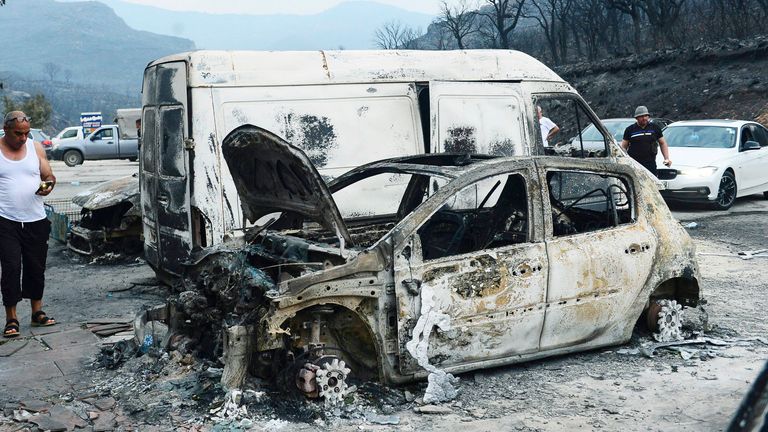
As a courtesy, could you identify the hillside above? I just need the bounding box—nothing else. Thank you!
[0,0,194,89]
[56,0,435,50]
[558,37,768,125]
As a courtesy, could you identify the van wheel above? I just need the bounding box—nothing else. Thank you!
[712,171,736,210]
[63,150,83,167]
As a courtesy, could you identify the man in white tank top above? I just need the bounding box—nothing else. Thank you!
[0,111,57,338]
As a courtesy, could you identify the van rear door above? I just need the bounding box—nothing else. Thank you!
[141,61,191,276]
[429,81,529,156]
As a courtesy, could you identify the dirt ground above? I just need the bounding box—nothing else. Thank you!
[1,178,767,431]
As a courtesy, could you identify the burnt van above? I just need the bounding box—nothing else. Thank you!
[140,50,624,278]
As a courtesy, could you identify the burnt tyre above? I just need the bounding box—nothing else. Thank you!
[63,150,83,167]
[713,171,736,210]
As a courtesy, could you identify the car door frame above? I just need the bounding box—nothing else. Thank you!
[741,123,768,194]
[534,157,657,350]
[87,126,118,159]
[390,159,549,375]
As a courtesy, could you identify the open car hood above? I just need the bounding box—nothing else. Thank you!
[222,125,352,246]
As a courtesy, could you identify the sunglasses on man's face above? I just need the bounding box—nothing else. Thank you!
[4,115,32,124]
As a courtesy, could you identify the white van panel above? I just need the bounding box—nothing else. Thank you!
[430,82,528,156]
[209,83,423,221]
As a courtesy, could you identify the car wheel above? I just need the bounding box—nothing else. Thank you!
[646,299,684,342]
[128,157,138,162]
[713,171,736,210]
[763,191,768,199]
[63,150,83,167]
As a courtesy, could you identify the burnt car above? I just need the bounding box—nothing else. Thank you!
[181,126,701,399]
[69,174,142,256]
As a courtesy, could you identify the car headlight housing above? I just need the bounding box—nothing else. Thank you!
[677,166,718,177]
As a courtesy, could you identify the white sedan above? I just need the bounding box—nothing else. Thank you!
[656,120,768,209]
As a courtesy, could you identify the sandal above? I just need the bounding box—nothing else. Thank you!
[31,311,56,327]
[4,319,20,338]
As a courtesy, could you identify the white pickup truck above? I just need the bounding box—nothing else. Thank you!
[51,124,139,166]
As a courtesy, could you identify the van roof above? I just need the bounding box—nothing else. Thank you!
[146,50,565,87]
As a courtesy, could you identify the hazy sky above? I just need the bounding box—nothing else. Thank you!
[117,0,457,15]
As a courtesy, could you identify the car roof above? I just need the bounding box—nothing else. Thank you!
[666,119,754,127]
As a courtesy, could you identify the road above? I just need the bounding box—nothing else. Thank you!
[46,159,139,201]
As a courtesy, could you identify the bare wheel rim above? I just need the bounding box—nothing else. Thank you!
[717,174,736,207]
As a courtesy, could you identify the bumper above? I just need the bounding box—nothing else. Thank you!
[660,187,712,203]
[659,172,720,202]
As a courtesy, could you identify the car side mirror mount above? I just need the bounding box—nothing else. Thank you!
[741,140,761,151]
[90,135,97,141]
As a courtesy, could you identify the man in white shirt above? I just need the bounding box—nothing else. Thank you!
[0,111,57,338]
[537,105,560,148]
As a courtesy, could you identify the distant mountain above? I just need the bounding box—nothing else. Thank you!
[0,0,194,90]
[58,0,435,50]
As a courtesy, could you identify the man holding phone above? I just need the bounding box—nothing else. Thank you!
[0,111,57,338]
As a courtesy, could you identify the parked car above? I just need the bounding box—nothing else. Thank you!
[0,128,53,156]
[49,124,139,167]
[52,126,85,147]
[554,118,674,157]
[656,120,768,209]
[181,125,701,395]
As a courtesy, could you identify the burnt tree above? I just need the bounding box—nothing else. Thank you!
[480,0,527,49]
[440,0,479,49]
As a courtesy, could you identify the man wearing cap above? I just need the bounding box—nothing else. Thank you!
[0,111,57,338]
[621,106,671,176]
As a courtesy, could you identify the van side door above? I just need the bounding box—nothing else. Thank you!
[429,81,529,156]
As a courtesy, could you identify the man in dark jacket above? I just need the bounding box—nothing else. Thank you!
[621,106,672,176]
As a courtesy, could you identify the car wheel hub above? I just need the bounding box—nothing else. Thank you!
[653,299,684,342]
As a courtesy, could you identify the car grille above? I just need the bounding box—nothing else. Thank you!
[657,169,677,180]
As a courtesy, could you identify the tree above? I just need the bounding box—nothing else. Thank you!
[43,62,61,82]
[3,96,20,113]
[637,0,687,48]
[373,20,423,49]
[440,0,479,49]
[526,0,574,64]
[4,94,53,129]
[481,0,527,49]
[606,0,644,51]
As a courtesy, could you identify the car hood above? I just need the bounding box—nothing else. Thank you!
[72,174,140,215]
[656,147,734,168]
[221,125,352,246]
